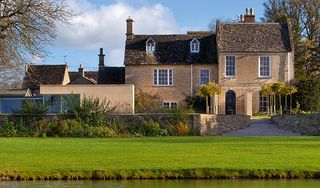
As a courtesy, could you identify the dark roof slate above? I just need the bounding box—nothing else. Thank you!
[124,32,217,65]
[98,67,125,84]
[217,22,293,53]
[22,64,67,90]
[69,71,98,84]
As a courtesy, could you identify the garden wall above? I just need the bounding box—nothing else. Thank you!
[192,114,250,135]
[272,114,320,135]
[0,114,250,137]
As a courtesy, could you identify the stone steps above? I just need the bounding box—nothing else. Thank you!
[223,118,301,136]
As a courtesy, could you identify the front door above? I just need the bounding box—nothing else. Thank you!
[226,90,236,115]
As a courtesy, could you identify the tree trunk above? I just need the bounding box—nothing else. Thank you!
[206,96,209,114]
[279,94,282,115]
[267,94,270,116]
[290,94,293,114]
[212,95,216,114]
[273,94,276,115]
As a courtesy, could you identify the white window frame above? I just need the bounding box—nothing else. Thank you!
[146,38,156,53]
[259,92,268,112]
[258,56,272,78]
[190,38,200,53]
[200,69,210,85]
[225,56,236,77]
[154,69,173,86]
[163,102,178,109]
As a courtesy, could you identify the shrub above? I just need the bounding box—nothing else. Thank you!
[141,120,161,136]
[68,97,116,127]
[168,121,190,136]
[58,119,84,137]
[86,126,116,137]
[0,116,16,137]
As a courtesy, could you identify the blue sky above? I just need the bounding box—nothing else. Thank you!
[45,0,265,71]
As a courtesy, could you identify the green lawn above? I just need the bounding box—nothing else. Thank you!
[0,137,320,179]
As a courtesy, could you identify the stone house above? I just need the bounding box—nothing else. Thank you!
[124,9,294,115]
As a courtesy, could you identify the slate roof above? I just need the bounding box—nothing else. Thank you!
[124,32,217,65]
[217,22,293,53]
[69,71,98,84]
[98,67,125,84]
[22,64,68,90]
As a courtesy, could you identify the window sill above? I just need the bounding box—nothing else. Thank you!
[258,76,272,79]
[153,85,174,87]
[225,76,236,79]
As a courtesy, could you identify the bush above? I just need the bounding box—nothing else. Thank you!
[141,120,161,136]
[0,116,16,137]
[168,121,190,136]
[68,97,116,127]
[86,126,116,137]
[58,119,84,137]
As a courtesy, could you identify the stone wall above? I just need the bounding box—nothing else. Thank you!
[192,114,250,135]
[272,114,320,135]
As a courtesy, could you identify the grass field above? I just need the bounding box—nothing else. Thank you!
[0,137,320,180]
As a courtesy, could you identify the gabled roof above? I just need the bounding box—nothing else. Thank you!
[68,76,97,85]
[124,32,217,65]
[98,67,125,84]
[69,71,98,84]
[22,64,68,90]
[217,22,293,53]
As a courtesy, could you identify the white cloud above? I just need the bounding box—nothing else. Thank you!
[55,0,179,66]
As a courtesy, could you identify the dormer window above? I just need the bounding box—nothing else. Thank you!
[190,38,200,53]
[146,38,156,53]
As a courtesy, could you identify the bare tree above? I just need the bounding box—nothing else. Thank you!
[0,0,73,88]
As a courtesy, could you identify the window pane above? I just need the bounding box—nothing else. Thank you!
[169,69,173,85]
[259,92,268,112]
[200,70,209,85]
[226,56,235,76]
[158,69,168,85]
[155,69,172,86]
[260,56,270,77]
[154,69,157,85]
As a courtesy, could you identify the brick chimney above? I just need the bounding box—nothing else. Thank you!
[126,17,134,40]
[243,8,255,23]
[98,48,105,72]
[78,64,84,77]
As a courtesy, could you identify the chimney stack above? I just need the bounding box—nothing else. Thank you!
[78,64,84,77]
[244,8,255,23]
[98,48,105,71]
[126,17,134,40]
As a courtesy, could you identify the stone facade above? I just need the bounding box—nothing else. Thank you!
[272,114,320,135]
[218,52,295,115]
[125,64,218,105]
[192,114,250,135]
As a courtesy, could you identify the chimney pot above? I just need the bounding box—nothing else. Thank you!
[244,8,255,23]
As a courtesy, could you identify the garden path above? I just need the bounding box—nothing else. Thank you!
[223,118,301,136]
